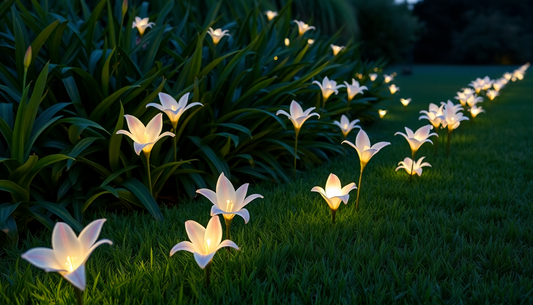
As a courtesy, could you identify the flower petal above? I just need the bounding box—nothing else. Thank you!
[124,115,146,140]
[193,252,216,269]
[78,219,107,254]
[290,101,304,119]
[371,141,391,152]
[216,240,239,251]
[116,130,137,142]
[21,248,65,272]
[185,220,206,249]
[169,241,196,256]
[52,223,81,270]
[216,172,236,211]
[146,103,166,112]
[311,186,327,197]
[63,263,86,291]
[234,183,249,211]
[145,113,164,142]
[177,92,191,109]
[80,239,112,266]
[133,142,150,155]
[233,208,250,224]
[197,188,218,207]
[340,182,357,195]
[355,129,370,150]
[325,173,342,195]
[205,216,222,252]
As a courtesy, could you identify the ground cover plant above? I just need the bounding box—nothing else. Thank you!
[1,65,532,303]
[0,0,388,240]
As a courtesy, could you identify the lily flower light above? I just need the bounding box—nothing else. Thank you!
[469,105,485,118]
[307,39,315,45]
[419,103,444,155]
[469,79,485,93]
[196,172,263,239]
[276,101,320,174]
[465,94,483,108]
[294,20,315,36]
[395,125,437,180]
[455,90,472,106]
[333,115,360,140]
[311,173,357,223]
[284,38,290,46]
[342,129,390,210]
[396,157,431,176]
[389,84,399,95]
[331,44,345,56]
[492,80,504,92]
[344,79,368,102]
[313,77,345,115]
[369,73,378,81]
[132,17,155,37]
[21,219,112,304]
[486,89,499,101]
[438,100,469,156]
[264,10,278,21]
[383,74,394,83]
[503,72,512,80]
[481,76,493,90]
[147,92,202,161]
[207,28,230,45]
[378,109,387,118]
[400,98,412,106]
[116,113,174,195]
[170,216,239,285]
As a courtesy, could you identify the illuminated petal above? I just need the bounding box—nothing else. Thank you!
[216,240,239,251]
[325,174,342,195]
[177,92,191,109]
[21,248,65,272]
[81,239,112,265]
[340,182,357,195]
[233,208,250,224]
[193,252,216,269]
[311,186,327,197]
[290,101,304,119]
[146,103,166,113]
[276,109,291,119]
[124,115,146,140]
[145,113,163,142]
[355,129,370,150]
[216,173,236,211]
[133,142,150,155]
[158,93,178,110]
[211,205,226,216]
[205,216,222,251]
[78,219,106,254]
[116,130,137,142]
[63,263,86,291]
[197,188,218,207]
[185,220,205,248]
[52,223,81,269]
[169,241,196,256]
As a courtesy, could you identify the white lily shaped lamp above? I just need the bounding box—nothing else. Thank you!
[147,92,202,161]
[116,113,174,195]
[395,125,437,181]
[466,94,483,108]
[311,173,356,223]
[276,101,320,174]
[378,109,387,119]
[313,76,345,115]
[438,100,469,156]
[293,20,315,36]
[344,79,367,110]
[264,10,278,21]
[208,28,230,46]
[369,73,378,81]
[469,105,485,119]
[419,103,444,155]
[383,74,394,83]
[330,44,345,56]
[342,129,390,210]
[196,172,263,239]
[21,219,112,304]
[396,157,431,177]
[132,17,155,37]
[486,89,499,101]
[389,84,399,95]
[400,98,412,106]
[169,216,239,286]
[333,114,360,140]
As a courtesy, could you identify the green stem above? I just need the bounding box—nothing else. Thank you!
[74,287,83,305]
[205,262,211,286]
[331,208,337,224]
[224,217,233,240]
[294,130,299,176]
[172,127,177,162]
[355,168,364,211]
[144,151,152,196]
[320,98,326,117]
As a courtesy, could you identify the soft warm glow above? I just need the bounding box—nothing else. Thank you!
[379,109,387,118]
[374,68,378,72]
[395,125,437,154]
[307,39,314,44]
[274,56,278,60]
[344,79,367,101]
[486,89,498,101]
[389,84,399,94]
[284,38,290,46]
[116,113,175,155]
[369,73,378,81]
[333,114,360,138]
[311,173,356,211]
[132,17,155,37]
[342,129,390,169]
[294,20,315,36]
[313,77,345,101]
[330,44,345,56]
[276,100,320,132]
[264,10,277,21]
[469,105,485,118]
[384,74,394,83]
[21,219,112,291]
[147,92,202,130]
[400,98,411,106]
[207,27,230,45]
[396,156,431,176]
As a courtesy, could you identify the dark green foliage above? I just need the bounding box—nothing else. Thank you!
[0,0,388,239]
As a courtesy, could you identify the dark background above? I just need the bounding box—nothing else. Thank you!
[412,0,533,64]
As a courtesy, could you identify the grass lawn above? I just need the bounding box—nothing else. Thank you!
[1,65,532,304]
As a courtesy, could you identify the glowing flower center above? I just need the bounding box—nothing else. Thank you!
[214,29,222,35]
[226,200,233,211]
[204,239,211,254]
[65,256,77,272]
[171,105,176,111]
[363,145,370,150]
[344,124,348,130]
[144,132,149,142]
